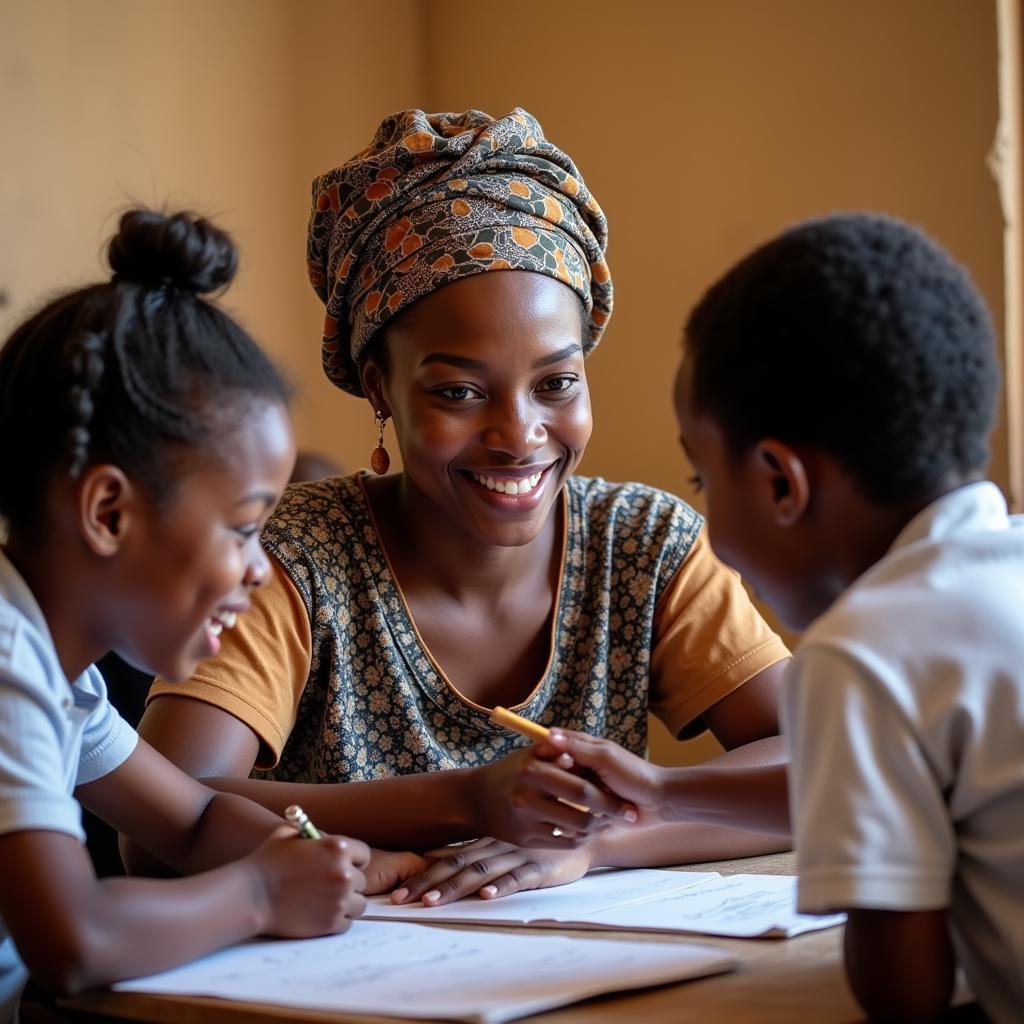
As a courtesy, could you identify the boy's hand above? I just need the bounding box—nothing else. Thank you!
[468,746,637,848]
[246,825,369,937]
[388,837,596,907]
[363,848,433,895]
[545,730,667,827]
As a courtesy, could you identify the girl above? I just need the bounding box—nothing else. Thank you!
[0,209,414,1021]
[137,110,791,906]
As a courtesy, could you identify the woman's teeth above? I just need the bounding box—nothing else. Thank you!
[207,610,239,636]
[471,471,543,495]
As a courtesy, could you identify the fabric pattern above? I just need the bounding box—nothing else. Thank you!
[256,475,701,783]
[307,108,613,396]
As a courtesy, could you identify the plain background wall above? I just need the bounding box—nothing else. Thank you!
[0,0,425,461]
[0,0,1011,766]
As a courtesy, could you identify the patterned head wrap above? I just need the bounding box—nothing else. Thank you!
[307,108,613,396]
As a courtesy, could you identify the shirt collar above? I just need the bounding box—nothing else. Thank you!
[0,545,53,642]
[0,546,84,696]
[889,481,1010,554]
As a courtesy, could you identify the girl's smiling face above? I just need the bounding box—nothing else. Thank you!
[108,397,296,682]
[363,271,592,548]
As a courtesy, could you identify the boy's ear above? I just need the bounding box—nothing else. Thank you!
[77,464,135,557]
[753,439,810,527]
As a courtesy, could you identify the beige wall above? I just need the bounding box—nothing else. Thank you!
[0,1,1010,764]
[0,0,423,471]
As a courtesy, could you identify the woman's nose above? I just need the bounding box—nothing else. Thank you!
[481,396,546,457]
[243,543,272,589]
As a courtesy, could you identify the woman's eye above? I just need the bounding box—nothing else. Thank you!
[437,385,479,401]
[539,375,578,394]
[234,525,260,543]
[689,474,704,494]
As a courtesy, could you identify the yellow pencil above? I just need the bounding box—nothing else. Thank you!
[489,705,552,743]
[490,706,591,816]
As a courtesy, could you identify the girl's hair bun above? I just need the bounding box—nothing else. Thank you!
[107,208,238,294]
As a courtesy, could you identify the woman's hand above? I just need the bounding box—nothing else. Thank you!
[388,837,597,907]
[364,849,433,895]
[465,746,637,848]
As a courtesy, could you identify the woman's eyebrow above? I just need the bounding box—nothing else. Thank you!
[419,353,487,370]
[233,491,277,508]
[533,344,582,368]
[419,343,582,372]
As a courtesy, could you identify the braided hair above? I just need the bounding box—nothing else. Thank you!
[0,208,291,541]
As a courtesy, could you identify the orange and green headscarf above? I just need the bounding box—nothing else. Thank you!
[307,108,613,396]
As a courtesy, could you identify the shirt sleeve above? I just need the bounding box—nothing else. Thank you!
[76,665,138,786]
[783,644,954,914]
[147,556,312,769]
[648,528,790,738]
[0,648,84,839]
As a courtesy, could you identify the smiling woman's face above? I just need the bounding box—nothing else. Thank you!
[365,270,592,548]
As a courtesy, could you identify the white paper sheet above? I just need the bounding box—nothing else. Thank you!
[113,920,735,1023]
[366,870,845,939]
[367,868,721,926]
[577,874,846,938]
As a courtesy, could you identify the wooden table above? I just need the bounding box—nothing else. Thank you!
[60,852,866,1024]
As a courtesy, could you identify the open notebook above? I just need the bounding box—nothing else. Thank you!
[367,868,846,939]
[114,920,736,1024]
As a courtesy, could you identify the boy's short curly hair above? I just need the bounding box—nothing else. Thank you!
[684,213,999,503]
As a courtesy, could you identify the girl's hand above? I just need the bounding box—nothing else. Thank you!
[388,837,596,907]
[467,746,637,848]
[246,825,370,938]
[364,848,433,895]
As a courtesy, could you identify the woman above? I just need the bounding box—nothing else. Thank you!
[135,108,790,904]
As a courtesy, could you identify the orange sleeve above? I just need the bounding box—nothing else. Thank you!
[147,555,312,769]
[648,528,790,739]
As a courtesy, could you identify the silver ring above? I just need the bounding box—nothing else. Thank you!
[551,826,564,838]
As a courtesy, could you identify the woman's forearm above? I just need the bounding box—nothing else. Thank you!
[199,769,480,850]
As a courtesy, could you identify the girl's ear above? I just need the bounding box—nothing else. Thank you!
[753,439,810,527]
[77,464,134,557]
[358,358,392,421]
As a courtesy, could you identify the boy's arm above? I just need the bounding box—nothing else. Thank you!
[844,908,955,1022]
[532,729,790,835]
[534,659,792,839]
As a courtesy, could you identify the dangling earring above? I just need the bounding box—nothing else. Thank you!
[370,410,391,475]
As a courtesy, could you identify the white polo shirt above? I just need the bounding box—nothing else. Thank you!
[783,481,1024,1024]
[0,548,137,1023]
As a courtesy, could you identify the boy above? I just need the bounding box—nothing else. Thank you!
[549,214,1023,1022]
